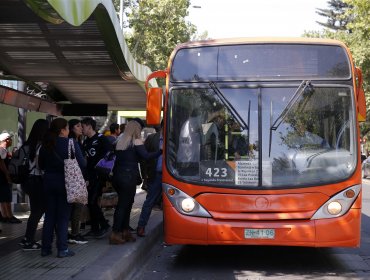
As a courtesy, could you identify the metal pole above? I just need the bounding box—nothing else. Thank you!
[17,81,26,148]
[16,81,27,207]
[119,0,124,28]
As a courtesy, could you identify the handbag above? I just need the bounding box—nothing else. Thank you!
[95,151,116,181]
[64,139,88,205]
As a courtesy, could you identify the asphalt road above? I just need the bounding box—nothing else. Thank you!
[131,180,370,280]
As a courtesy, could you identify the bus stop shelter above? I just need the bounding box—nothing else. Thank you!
[0,0,156,116]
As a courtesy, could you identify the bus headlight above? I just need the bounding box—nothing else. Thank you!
[181,198,195,212]
[163,184,212,218]
[327,201,342,215]
[311,185,361,220]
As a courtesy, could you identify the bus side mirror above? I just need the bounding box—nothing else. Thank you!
[146,87,162,126]
[356,67,366,122]
[145,70,167,126]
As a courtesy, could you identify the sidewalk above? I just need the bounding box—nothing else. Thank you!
[0,188,163,280]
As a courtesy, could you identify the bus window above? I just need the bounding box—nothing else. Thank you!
[262,86,355,187]
[168,87,259,187]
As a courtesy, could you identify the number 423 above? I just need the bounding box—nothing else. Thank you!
[205,167,228,177]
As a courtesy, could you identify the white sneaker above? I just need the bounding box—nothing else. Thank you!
[68,234,88,244]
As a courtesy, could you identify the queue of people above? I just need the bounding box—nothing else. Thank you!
[0,116,164,256]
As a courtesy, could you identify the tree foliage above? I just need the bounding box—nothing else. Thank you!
[112,0,137,28]
[316,0,352,30]
[305,0,370,135]
[125,0,196,72]
[345,0,370,135]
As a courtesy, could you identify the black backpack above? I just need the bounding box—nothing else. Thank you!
[8,145,30,184]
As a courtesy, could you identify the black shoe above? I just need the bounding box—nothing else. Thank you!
[8,216,22,224]
[68,234,76,244]
[83,230,97,238]
[129,226,135,232]
[101,223,111,231]
[19,238,27,247]
[41,249,52,257]
[68,234,88,244]
[141,184,148,191]
[94,228,108,239]
[57,249,75,258]
[0,213,7,222]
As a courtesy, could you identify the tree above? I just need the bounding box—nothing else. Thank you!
[345,0,370,135]
[126,0,196,72]
[112,0,137,28]
[192,30,209,41]
[305,0,370,135]
[316,0,352,30]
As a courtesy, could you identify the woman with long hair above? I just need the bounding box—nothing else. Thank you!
[67,119,88,245]
[19,119,49,250]
[68,119,83,147]
[39,118,86,258]
[109,119,161,245]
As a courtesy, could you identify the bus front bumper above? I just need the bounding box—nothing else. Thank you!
[163,206,361,247]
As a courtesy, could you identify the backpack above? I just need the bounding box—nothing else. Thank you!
[8,145,30,184]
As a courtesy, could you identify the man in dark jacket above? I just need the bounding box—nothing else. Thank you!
[81,117,111,238]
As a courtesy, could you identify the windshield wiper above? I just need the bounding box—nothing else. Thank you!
[268,80,314,156]
[209,82,249,131]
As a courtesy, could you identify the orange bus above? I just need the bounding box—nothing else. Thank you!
[145,38,366,247]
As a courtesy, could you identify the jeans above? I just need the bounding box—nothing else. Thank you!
[22,175,45,242]
[138,172,162,227]
[112,166,137,232]
[42,173,71,252]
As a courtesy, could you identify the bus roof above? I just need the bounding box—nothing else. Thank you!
[173,37,348,51]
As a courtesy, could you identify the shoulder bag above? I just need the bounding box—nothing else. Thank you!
[95,150,116,181]
[64,139,88,204]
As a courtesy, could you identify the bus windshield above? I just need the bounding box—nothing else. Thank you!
[167,84,356,188]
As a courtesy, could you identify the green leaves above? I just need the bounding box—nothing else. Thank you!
[125,0,196,73]
[306,0,370,132]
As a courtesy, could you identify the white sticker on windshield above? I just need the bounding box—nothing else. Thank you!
[262,161,272,186]
[235,160,258,186]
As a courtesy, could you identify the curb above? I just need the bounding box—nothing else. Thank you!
[71,211,163,280]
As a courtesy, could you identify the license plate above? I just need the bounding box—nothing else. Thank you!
[244,229,275,239]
